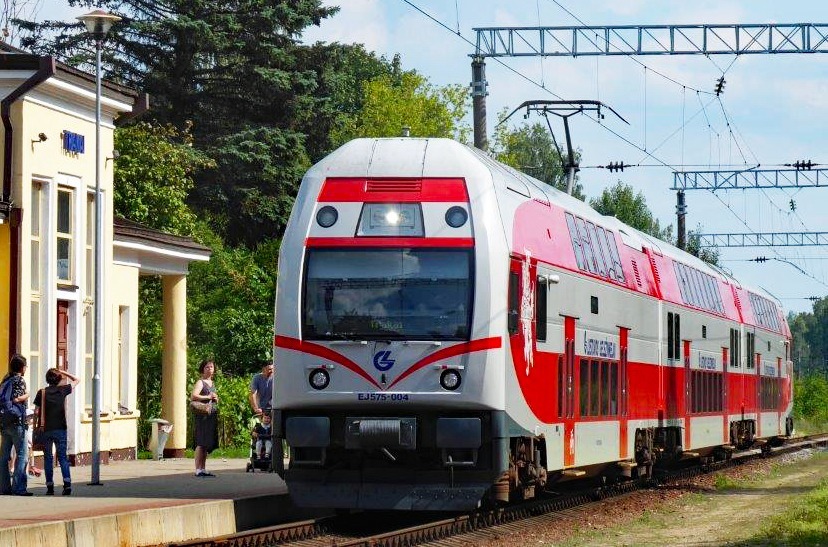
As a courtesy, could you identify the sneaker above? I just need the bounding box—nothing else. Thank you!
[13,491,34,496]
[62,486,72,496]
[199,471,216,477]
[46,485,54,495]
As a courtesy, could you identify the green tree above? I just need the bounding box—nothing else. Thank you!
[17,1,373,246]
[491,118,584,199]
[114,122,213,236]
[332,70,469,145]
[686,224,720,266]
[590,181,673,241]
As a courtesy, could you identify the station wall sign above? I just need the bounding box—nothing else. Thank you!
[62,131,85,154]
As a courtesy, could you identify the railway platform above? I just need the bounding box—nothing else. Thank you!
[0,457,316,547]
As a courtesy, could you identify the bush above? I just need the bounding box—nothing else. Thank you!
[793,375,828,425]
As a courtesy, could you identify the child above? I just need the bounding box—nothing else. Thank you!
[11,410,42,478]
[252,413,273,460]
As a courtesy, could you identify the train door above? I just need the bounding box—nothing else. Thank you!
[722,346,729,443]
[619,327,629,459]
[684,339,691,449]
[563,316,576,467]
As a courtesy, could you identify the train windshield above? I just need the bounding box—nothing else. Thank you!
[303,248,473,341]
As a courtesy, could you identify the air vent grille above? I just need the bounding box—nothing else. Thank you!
[631,260,642,287]
[366,180,422,193]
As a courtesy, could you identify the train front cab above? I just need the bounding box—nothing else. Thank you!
[274,173,512,511]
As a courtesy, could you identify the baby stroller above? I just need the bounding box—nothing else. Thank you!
[246,411,274,473]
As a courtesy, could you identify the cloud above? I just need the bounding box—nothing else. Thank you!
[302,0,388,53]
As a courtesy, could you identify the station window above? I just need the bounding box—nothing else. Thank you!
[56,187,74,283]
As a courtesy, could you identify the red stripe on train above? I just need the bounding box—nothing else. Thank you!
[388,337,503,389]
[274,335,501,390]
[274,335,381,389]
[306,237,474,248]
[318,178,469,203]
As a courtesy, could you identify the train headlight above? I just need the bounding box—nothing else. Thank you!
[316,206,338,228]
[440,369,462,391]
[445,206,468,228]
[309,368,330,390]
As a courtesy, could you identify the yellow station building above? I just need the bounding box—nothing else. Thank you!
[0,47,209,462]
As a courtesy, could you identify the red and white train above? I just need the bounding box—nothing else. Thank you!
[273,138,793,511]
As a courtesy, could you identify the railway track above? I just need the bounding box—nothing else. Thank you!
[168,434,828,547]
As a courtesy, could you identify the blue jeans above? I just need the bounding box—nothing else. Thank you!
[43,429,71,487]
[0,424,29,494]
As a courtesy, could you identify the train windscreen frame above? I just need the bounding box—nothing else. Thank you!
[302,248,474,341]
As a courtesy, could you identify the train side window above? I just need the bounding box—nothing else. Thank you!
[673,313,681,361]
[702,325,707,339]
[591,296,599,314]
[536,276,548,342]
[667,312,674,360]
[596,227,615,280]
[508,271,519,335]
[590,359,600,416]
[609,361,618,416]
[565,213,586,271]
[575,217,598,275]
[605,231,626,283]
[730,328,740,367]
[586,222,608,277]
[557,354,565,418]
[579,358,589,416]
[746,332,756,369]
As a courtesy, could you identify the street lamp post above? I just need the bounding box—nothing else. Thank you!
[77,9,121,486]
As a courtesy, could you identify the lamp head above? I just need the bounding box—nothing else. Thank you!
[77,10,122,41]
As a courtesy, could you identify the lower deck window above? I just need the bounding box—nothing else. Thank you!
[579,358,618,417]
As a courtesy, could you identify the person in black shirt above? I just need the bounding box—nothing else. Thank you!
[1,354,31,495]
[33,367,79,495]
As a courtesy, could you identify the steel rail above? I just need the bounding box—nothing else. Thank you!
[168,433,828,547]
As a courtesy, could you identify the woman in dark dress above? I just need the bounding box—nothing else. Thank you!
[191,359,218,477]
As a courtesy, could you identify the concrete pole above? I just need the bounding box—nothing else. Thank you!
[161,275,187,457]
[471,56,488,150]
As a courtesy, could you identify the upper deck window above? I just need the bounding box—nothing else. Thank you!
[673,261,724,314]
[303,248,473,341]
[748,292,781,332]
[564,212,625,284]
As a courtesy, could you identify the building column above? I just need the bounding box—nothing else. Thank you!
[161,274,187,457]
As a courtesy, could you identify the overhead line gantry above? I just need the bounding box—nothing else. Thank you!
[471,23,828,249]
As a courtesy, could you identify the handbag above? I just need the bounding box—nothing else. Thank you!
[190,400,213,415]
[32,389,46,451]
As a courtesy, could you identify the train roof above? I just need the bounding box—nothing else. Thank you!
[309,138,780,308]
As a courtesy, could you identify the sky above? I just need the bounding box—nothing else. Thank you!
[34,0,828,314]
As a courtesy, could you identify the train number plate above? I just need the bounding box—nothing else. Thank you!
[357,393,410,402]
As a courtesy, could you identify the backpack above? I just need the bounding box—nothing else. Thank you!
[0,378,24,428]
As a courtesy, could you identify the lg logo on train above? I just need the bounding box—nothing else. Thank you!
[373,350,395,371]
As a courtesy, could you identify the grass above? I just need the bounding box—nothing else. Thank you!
[137,446,251,460]
[791,418,828,436]
[736,477,828,546]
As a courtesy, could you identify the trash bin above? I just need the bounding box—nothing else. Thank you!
[149,419,173,460]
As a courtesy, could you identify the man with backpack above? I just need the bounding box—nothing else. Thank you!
[0,354,32,495]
